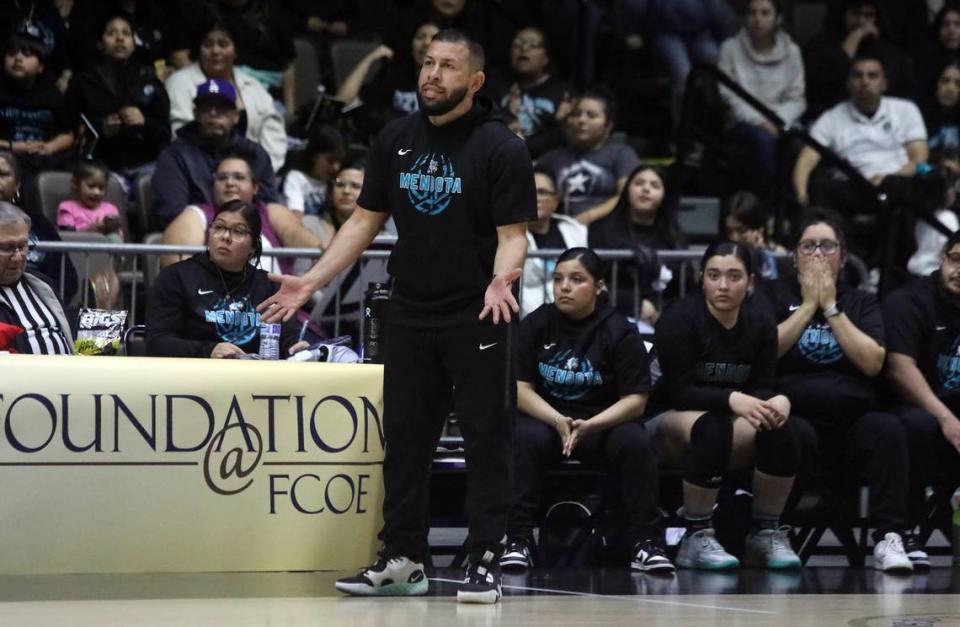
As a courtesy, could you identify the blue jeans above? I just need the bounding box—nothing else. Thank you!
[727,122,778,195]
[649,30,718,126]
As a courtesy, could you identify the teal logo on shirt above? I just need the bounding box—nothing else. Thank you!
[539,350,603,401]
[399,152,462,216]
[798,323,843,364]
[936,336,960,391]
[205,296,260,345]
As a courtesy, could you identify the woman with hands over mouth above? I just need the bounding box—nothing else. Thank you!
[755,209,916,573]
[652,240,801,571]
[500,247,673,575]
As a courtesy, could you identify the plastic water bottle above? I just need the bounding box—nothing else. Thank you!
[952,488,960,567]
[258,322,281,360]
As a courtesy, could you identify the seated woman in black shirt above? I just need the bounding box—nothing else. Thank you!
[501,247,672,574]
[654,241,800,570]
[755,209,916,573]
[146,198,301,358]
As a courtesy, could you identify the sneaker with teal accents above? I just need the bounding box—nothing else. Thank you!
[335,556,428,596]
[675,528,739,570]
[743,527,802,570]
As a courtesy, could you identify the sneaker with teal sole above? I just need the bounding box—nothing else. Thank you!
[675,528,739,570]
[335,556,428,596]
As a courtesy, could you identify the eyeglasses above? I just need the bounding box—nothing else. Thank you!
[944,252,960,266]
[797,239,840,256]
[209,223,252,239]
[214,172,250,183]
[512,39,544,50]
[0,241,33,256]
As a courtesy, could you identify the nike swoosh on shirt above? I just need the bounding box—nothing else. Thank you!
[788,304,801,311]
[544,343,557,350]
[937,326,948,331]
[479,342,498,351]
[397,149,412,155]
[198,289,215,295]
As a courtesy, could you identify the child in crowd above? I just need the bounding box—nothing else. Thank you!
[281,125,344,217]
[723,190,786,281]
[0,26,76,183]
[57,160,123,242]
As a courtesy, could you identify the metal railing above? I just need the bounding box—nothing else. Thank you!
[679,62,952,294]
[36,240,818,331]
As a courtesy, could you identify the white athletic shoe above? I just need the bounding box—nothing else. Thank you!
[872,532,914,573]
[335,556,429,596]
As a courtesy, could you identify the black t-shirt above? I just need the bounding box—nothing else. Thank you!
[357,98,537,327]
[756,279,885,419]
[883,273,960,410]
[359,61,419,118]
[0,73,75,142]
[517,303,650,420]
[485,71,570,157]
[652,294,777,413]
[530,220,566,251]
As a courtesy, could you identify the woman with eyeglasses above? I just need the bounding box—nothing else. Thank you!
[755,208,916,573]
[520,168,587,317]
[484,27,572,158]
[159,148,324,272]
[146,198,302,358]
[652,240,801,570]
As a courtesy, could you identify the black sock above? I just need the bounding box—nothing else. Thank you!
[683,510,712,536]
[751,512,780,533]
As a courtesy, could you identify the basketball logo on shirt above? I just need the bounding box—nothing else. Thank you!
[204,296,260,345]
[539,349,603,401]
[936,336,960,391]
[797,323,843,364]
[398,152,463,216]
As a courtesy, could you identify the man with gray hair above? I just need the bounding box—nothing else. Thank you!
[0,202,72,354]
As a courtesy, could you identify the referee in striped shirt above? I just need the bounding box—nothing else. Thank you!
[0,202,72,354]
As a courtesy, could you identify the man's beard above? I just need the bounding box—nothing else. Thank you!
[418,84,468,116]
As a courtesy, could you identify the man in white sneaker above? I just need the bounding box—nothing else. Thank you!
[259,29,536,604]
[883,231,960,570]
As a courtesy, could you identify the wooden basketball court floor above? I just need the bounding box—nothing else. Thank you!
[0,567,957,626]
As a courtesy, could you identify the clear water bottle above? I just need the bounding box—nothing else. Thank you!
[258,322,281,360]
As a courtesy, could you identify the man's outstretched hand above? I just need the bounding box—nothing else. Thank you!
[257,273,316,323]
[479,268,522,324]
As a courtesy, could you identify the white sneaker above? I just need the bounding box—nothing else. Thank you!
[872,532,914,573]
[335,556,429,596]
[675,528,739,570]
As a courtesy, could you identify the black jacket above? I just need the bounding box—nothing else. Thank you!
[72,60,171,170]
[145,252,298,358]
[150,122,279,228]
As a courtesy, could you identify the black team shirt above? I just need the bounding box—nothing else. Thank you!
[756,280,885,420]
[883,274,960,411]
[357,96,537,328]
[517,303,651,421]
[653,294,777,413]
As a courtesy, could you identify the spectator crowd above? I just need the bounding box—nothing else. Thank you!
[2,0,960,578]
